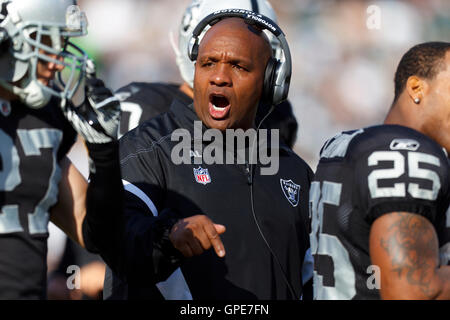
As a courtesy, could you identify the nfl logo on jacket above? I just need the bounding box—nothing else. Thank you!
[193,167,211,185]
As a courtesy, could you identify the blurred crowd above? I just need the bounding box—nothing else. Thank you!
[74,0,449,168]
[48,0,450,299]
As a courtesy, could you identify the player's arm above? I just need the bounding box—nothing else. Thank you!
[370,211,450,299]
[57,60,125,269]
[50,156,87,247]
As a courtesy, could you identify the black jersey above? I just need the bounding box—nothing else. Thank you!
[310,125,450,300]
[0,98,76,299]
[116,82,192,138]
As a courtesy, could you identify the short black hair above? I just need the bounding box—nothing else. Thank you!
[393,41,450,103]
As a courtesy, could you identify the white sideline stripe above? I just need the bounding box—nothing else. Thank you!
[121,179,192,300]
[122,179,158,216]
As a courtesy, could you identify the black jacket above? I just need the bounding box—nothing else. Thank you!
[112,100,313,299]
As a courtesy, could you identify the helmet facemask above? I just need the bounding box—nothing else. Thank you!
[0,1,89,109]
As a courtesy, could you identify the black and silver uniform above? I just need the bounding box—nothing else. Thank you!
[0,98,77,299]
[114,100,313,299]
[116,82,192,137]
[310,125,450,300]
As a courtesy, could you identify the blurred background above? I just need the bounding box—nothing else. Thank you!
[48,0,450,299]
[74,0,449,169]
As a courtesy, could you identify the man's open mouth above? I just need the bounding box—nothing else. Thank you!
[209,94,231,120]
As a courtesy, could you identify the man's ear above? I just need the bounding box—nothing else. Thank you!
[405,75,428,103]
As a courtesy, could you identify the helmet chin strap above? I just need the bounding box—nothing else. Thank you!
[0,78,52,109]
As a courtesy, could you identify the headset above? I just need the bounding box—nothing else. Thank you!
[188,9,300,300]
[187,8,292,107]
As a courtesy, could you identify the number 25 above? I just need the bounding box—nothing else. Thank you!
[368,151,441,200]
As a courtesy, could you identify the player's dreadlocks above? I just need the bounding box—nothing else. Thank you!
[393,41,450,104]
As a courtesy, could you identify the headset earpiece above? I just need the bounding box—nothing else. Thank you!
[263,57,278,104]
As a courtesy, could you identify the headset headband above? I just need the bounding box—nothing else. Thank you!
[190,9,291,63]
[191,9,282,38]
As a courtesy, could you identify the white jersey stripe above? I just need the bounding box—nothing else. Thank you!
[122,179,158,216]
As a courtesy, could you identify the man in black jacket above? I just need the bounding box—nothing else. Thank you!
[105,0,302,300]
[114,12,313,300]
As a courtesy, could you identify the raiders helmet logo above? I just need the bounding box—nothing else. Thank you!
[280,179,300,207]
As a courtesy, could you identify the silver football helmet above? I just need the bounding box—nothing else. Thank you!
[0,0,88,109]
[172,0,281,88]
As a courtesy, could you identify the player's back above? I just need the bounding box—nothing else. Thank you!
[116,82,193,137]
[310,125,450,300]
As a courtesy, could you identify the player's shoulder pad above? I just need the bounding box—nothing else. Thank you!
[320,125,448,164]
[319,128,364,160]
[115,82,180,101]
[350,125,448,162]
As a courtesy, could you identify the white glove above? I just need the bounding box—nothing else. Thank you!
[61,60,120,144]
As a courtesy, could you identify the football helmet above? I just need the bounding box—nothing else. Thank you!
[0,0,88,108]
[172,0,281,88]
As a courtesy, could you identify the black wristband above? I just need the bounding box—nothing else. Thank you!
[86,140,119,163]
[85,140,120,174]
[153,208,184,260]
[151,209,184,281]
